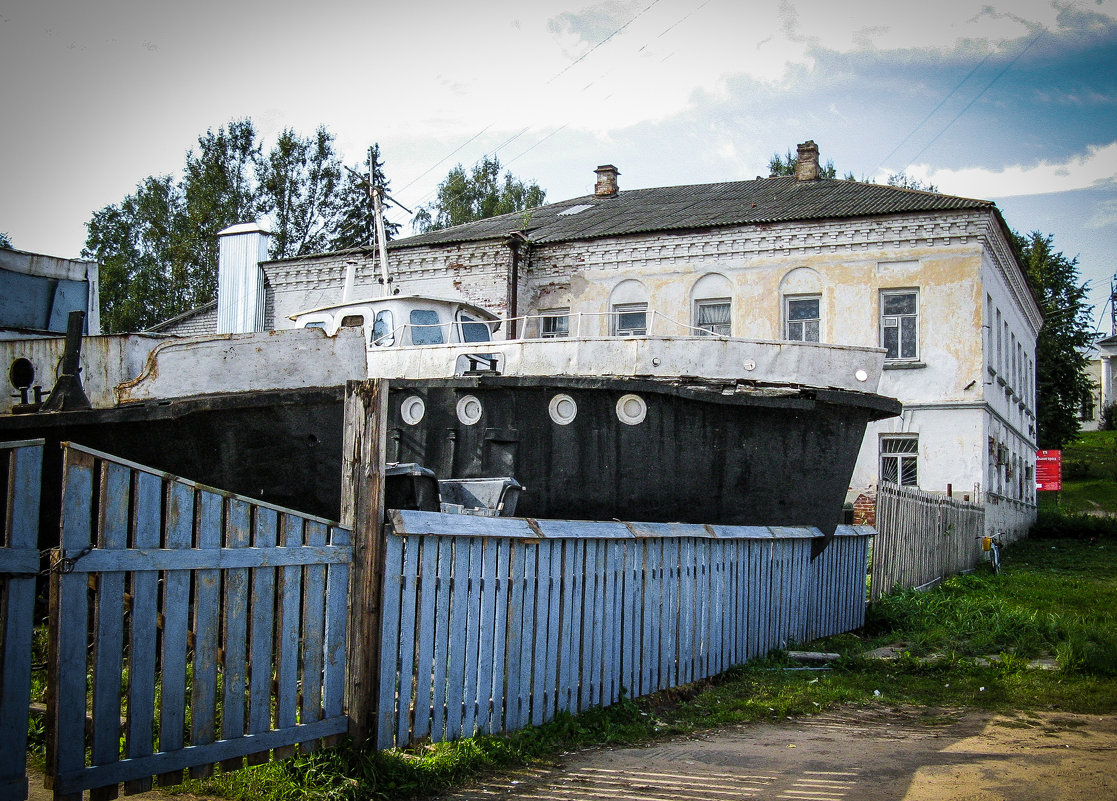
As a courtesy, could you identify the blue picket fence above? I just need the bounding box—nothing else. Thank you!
[377,511,874,749]
[0,440,43,801]
[50,443,353,798]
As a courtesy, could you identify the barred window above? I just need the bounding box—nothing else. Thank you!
[881,436,918,486]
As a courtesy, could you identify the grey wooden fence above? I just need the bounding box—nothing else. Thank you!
[47,443,353,799]
[376,512,875,749]
[1,440,43,801]
[869,482,985,601]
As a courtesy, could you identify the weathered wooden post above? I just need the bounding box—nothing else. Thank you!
[341,379,387,746]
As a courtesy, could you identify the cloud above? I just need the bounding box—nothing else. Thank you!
[900,141,1117,198]
[1086,199,1117,229]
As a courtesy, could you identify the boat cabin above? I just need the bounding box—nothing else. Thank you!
[291,295,500,349]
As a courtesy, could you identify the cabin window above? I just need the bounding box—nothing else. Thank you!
[303,320,327,330]
[541,308,569,338]
[695,300,731,336]
[371,310,394,347]
[612,303,647,336]
[457,311,492,343]
[785,295,820,342]
[880,289,918,360]
[409,309,444,345]
[340,314,365,328]
[880,436,918,486]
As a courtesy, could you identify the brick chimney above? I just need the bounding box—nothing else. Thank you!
[795,140,820,181]
[594,164,620,197]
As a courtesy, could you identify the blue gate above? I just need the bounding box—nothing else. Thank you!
[47,442,353,798]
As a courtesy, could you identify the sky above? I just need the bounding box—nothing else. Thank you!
[1,0,1115,328]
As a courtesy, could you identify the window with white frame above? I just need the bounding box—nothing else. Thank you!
[612,303,648,336]
[540,308,570,338]
[880,290,918,360]
[880,436,918,486]
[785,295,820,342]
[695,299,731,336]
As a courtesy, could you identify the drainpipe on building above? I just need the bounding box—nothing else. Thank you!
[506,232,530,339]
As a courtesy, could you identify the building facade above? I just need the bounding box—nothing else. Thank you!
[166,144,1042,537]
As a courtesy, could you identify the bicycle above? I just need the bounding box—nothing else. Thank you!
[979,534,1003,574]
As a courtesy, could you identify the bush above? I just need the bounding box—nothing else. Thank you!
[1031,508,1117,540]
[1100,402,1117,431]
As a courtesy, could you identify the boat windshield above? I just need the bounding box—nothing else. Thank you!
[409,309,444,345]
[459,311,492,343]
[371,310,394,347]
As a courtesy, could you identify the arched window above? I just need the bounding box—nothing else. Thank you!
[779,268,823,342]
[608,279,648,336]
[691,273,733,336]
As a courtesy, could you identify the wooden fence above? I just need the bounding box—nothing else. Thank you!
[1,440,42,801]
[869,482,985,601]
[47,443,353,799]
[375,512,875,749]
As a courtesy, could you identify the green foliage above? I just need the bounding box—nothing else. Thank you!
[1030,508,1117,539]
[1100,401,1117,431]
[0,231,12,248]
[1017,231,1095,449]
[412,156,546,233]
[330,143,401,251]
[83,120,396,332]
[885,172,939,192]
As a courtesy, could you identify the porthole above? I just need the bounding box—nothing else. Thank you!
[616,393,647,425]
[548,393,578,425]
[456,394,483,425]
[855,369,869,383]
[400,395,425,426]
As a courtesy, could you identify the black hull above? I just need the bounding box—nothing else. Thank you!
[387,376,899,536]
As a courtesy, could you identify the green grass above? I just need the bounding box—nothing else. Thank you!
[177,537,1117,801]
[1049,430,1117,514]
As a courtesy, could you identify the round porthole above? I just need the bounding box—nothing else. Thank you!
[456,394,483,425]
[400,395,425,426]
[616,393,647,425]
[548,393,578,425]
[855,369,869,383]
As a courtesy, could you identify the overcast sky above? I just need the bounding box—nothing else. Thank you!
[2,0,1115,327]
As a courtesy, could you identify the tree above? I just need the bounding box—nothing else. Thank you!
[1017,231,1095,449]
[84,119,395,331]
[885,172,939,192]
[0,232,12,249]
[412,156,546,233]
[330,143,401,251]
[257,126,342,259]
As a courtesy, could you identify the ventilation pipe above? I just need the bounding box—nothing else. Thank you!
[216,222,271,334]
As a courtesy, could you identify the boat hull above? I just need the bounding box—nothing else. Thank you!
[387,376,899,536]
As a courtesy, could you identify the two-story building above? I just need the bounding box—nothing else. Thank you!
[162,142,1042,537]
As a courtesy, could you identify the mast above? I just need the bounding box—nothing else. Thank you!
[370,147,391,297]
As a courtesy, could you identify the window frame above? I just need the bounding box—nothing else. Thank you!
[880,435,919,487]
[880,289,919,361]
[784,294,821,342]
[694,298,731,337]
[540,308,570,338]
[611,302,648,337]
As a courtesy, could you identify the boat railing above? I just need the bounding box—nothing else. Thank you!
[369,310,731,347]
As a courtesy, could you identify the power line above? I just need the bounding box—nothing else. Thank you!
[901,28,1045,172]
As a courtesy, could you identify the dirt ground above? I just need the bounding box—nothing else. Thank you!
[25,706,1117,800]
[438,706,1117,801]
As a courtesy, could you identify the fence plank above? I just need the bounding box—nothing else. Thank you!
[531,542,552,725]
[246,507,278,766]
[89,461,129,801]
[376,533,405,749]
[1,442,42,801]
[322,525,351,745]
[189,490,224,779]
[220,499,252,769]
[300,519,329,752]
[412,536,438,741]
[462,540,482,737]
[430,536,453,739]
[445,538,470,740]
[272,514,305,760]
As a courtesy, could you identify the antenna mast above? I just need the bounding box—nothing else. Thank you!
[369,146,391,297]
[1111,275,1117,336]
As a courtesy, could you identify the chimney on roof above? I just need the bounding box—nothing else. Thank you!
[594,164,620,197]
[795,140,820,181]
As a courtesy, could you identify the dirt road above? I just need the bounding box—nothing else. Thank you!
[439,707,1117,800]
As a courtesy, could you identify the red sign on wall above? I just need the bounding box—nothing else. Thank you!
[1036,449,1062,491]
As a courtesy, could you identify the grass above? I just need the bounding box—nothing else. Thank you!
[176,536,1117,801]
[1048,429,1117,514]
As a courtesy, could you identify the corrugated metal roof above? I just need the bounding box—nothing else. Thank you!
[391,176,995,250]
